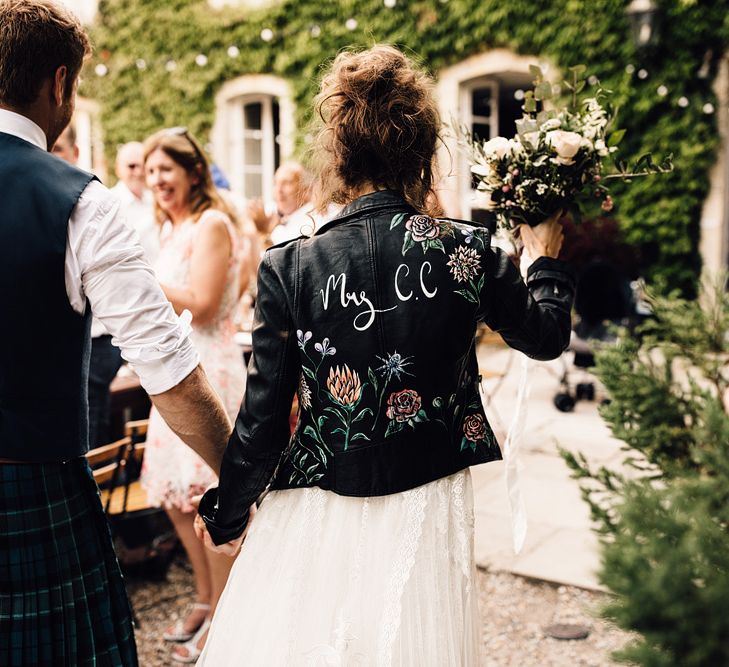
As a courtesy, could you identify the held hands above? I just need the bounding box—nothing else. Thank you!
[191,495,257,557]
[519,209,564,260]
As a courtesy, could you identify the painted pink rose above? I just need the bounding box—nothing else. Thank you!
[405,215,440,242]
[463,413,486,441]
[386,389,422,423]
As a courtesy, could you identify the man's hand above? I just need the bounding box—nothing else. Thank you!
[191,496,257,557]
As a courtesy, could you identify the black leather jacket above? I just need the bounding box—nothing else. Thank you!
[200,190,575,544]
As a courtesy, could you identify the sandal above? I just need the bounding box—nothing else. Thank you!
[171,616,211,664]
[163,603,210,642]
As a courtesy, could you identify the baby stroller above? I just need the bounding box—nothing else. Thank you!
[553,259,643,412]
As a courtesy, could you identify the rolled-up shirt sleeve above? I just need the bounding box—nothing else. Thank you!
[65,180,199,395]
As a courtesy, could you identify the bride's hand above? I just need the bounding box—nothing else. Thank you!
[192,498,257,557]
[520,209,564,260]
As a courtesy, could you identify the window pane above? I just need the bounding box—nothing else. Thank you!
[472,122,491,142]
[244,172,263,198]
[244,102,262,130]
[244,137,262,165]
[472,87,492,117]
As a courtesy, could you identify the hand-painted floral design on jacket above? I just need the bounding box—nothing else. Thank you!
[391,213,490,306]
[287,331,495,487]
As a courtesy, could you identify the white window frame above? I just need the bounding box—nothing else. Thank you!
[435,49,547,219]
[211,75,294,204]
[459,79,499,220]
[230,95,279,202]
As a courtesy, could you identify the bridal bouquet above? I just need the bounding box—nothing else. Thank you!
[464,65,672,229]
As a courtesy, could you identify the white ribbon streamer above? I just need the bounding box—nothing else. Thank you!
[502,354,531,554]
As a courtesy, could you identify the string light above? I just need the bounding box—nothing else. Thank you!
[703,102,715,114]
[345,18,358,30]
[514,89,525,101]
[587,75,598,86]
[195,54,208,66]
[625,64,635,74]
[136,59,147,70]
[678,96,689,108]
[637,68,648,79]
[657,85,668,96]
[384,0,397,7]
[260,28,274,42]
[310,25,321,37]
[227,46,240,58]
[94,63,108,77]
[165,60,177,72]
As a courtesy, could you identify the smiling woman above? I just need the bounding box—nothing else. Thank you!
[139,128,249,663]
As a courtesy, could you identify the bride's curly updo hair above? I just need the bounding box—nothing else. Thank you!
[312,45,441,216]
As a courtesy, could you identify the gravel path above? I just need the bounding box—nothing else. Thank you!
[127,554,632,666]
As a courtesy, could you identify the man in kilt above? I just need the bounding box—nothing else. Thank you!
[0,2,234,665]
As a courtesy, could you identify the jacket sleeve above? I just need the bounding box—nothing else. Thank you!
[478,248,576,361]
[198,252,299,545]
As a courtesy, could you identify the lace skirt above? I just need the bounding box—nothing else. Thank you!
[199,470,481,667]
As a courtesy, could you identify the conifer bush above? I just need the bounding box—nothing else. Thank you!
[563,274,729,665]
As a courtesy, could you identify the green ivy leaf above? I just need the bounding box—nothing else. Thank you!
[429,239,446,253]
[351,432,370,441]
[608,129,626,147]
[302,366,316,381]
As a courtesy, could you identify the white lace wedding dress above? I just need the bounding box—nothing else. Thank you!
[198,469,481,666]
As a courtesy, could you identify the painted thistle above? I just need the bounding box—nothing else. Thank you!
[447,245,481,283]
[327,365,362,406]
[375,351,413,382]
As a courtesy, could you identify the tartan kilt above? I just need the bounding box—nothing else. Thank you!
[0,458,138,667]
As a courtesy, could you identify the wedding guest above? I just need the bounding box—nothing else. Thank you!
[140,127,247,663]
[0,2,233,665]
[247,161,334,247]
[195,45,575,665]
[111,141,159,263]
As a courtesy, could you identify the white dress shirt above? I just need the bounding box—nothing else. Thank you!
[109,180,159,265]
[0,109,199,395]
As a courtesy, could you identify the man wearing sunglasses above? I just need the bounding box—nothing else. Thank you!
[0,2,232,665]
[111,141,158,264]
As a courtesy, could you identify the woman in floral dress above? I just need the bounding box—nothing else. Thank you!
[140,128,246,663]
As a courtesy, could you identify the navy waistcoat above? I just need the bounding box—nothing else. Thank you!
[0,131,96,461]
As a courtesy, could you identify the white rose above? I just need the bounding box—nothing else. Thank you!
[594,138,609,157]
[482,136,512,160]
[546,130,582,165]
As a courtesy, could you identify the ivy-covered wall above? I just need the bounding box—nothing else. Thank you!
[86,0,729,292]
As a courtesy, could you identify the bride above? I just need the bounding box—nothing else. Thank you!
[194,44,575,666]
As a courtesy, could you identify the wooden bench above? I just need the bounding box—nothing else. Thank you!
[86,419,150,515]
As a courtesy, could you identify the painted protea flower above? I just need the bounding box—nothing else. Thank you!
[298,375,312,410]
[327,365,362,406]
[447,245,481,283]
